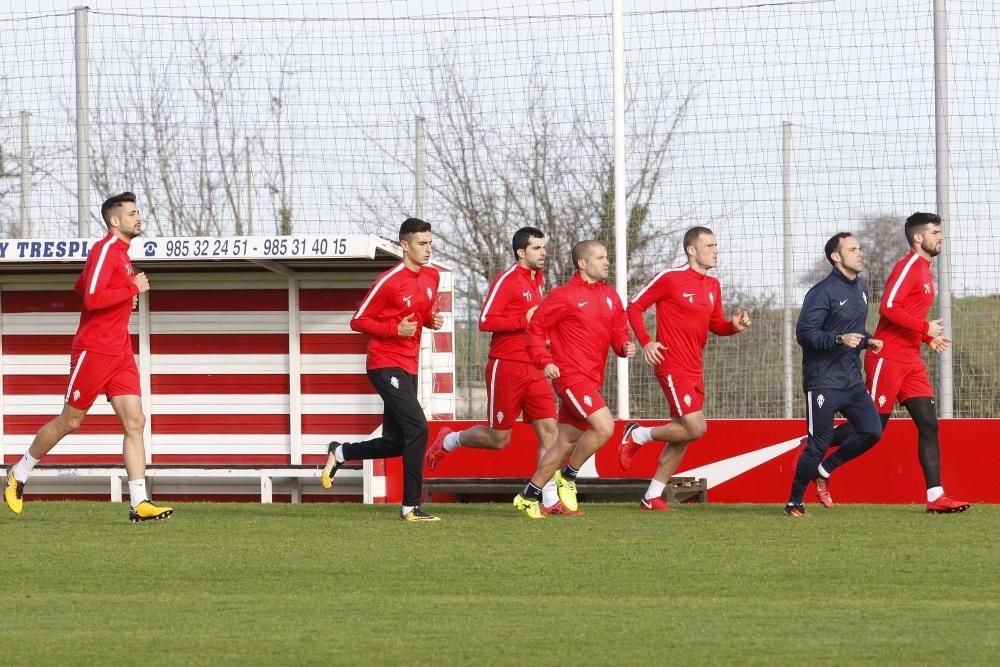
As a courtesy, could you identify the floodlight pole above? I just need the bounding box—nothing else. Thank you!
[613,0,629,419]
[74,6,91,237]
[20,111,30,238]
[933,0,954,417]
[782,121,794,419]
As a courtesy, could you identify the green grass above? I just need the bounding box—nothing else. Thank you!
[4,502,998,666]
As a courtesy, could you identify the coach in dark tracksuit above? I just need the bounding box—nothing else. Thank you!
[785,232,884,515]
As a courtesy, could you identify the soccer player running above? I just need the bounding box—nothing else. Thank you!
[425,227,569,513]
[618,226,751,510]
[322,218,445,522]
[512,240,636,519]
[784,233,884,516]
[825,213,970,513]
[4,192,173,522]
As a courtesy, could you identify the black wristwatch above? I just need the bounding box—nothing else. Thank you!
[835,334,844,345]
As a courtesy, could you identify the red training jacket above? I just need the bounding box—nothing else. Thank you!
[870,251,935,363]
[478,263,544,363]
[350,262,440,374]
[71,233,140,355]
[627,264,738,377]
[525,273,631,387]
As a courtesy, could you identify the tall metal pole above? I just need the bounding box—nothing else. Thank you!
[246,136,253,235]
[613,0,629,419]
[74,6,91,237]
[20,111,30,239]
[414,115,431,416]
[415,115,425,218]
[933,0,954,417]
[782,122,794,418]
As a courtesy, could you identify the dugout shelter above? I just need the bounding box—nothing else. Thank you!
[0,234,455,503]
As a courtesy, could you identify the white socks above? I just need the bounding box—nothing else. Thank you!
[334,445,345,463]
[128,479,149,508]
[817,464,830,479]
[401,505,415,516]
[632,426,654,445]
[443,431,462,452]
[645,479,667,500]
[927,486,944,502]
[12,452,40,483]
[542,481,559,507]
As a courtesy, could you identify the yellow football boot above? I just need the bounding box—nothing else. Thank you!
[553,470,579,512]
[513,494,545,519]
[129,500,174,523]
[321,442,342,490]
[399,507,441,522]
[4,468,25,515]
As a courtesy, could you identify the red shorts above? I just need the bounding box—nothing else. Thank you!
[554,379,607,431]
[656,372,705,418]
[485,358,557,430]
[66,349,141,411]
[865,354,933,414]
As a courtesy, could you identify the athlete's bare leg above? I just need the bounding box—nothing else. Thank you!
[650,412,707,484]
[530,417,558,463]
[110,394,147,481]
[27,403,87,460]
[530,424,576,487]
[649,410,707,446]
[567,407,614,470]
[454,425,512,450]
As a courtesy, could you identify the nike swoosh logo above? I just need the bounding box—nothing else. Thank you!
[839,299,848,305]
[683,292,694,298]
[677,438,802,489]
[621,422,638,444]
[578,302,588,307]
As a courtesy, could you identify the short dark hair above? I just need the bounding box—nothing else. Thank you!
[682,226,713,255]
[100,191,137,227]
[571,240,602,268]
[399,217,431,241]
[904,212,941,246]
[512,226,544,257]
[824,232,854,266]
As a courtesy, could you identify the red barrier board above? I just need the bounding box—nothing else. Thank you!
[393,419,999,505]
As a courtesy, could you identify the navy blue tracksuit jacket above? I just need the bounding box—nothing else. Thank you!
[797,268,872,391]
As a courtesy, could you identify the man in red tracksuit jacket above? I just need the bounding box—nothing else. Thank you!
[827,212,969,513]
[321,217,445,522]
[513,240,635,518]
[4,192,173,522]
[424,227,567,511]
[619,226,751,511]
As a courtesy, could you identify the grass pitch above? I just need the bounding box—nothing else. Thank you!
[4,501,997,666]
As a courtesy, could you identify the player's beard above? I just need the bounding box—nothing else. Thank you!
[922,239,941,257]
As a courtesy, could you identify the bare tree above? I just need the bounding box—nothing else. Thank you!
[1,77,77,237]
[87,33,287,237]
[358,58,695,308]
[263,64,295,236]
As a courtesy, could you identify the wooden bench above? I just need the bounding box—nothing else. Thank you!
[424,476,708,504]
[27,464,363,504]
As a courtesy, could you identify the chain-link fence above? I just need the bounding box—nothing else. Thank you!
[1,0,997,418]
